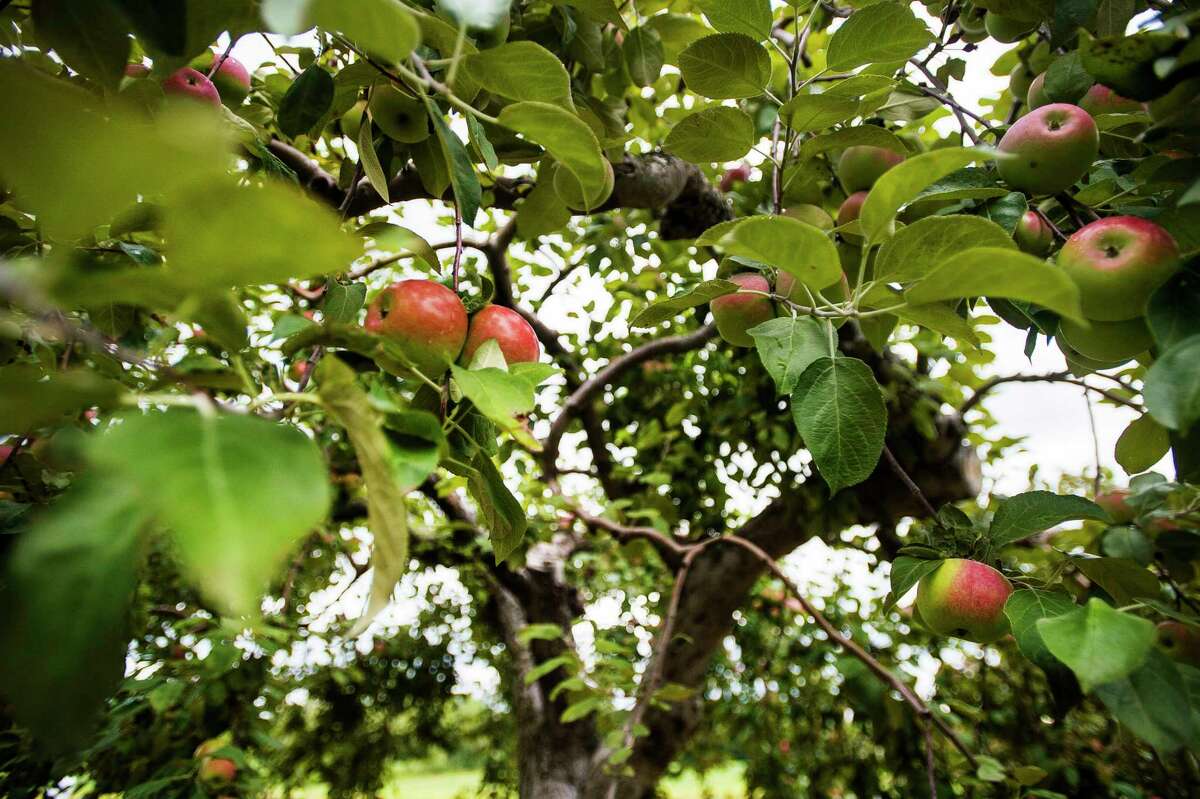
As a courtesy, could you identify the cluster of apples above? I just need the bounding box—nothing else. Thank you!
[363,279,540,374]
[127,49,252,108]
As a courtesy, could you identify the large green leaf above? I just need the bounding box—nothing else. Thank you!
[631,279,739,328]
[859,148,992,243]
[1144,334,1200,433]
[450,363,556,450]
[989,491,1110,547]
[905,248,1085,323]
[1115,414,1171,475]
[467,451,528,563]
[1004,588,1077,670]
[497,102,609,211]
[886,556,942,609]
[693,0,771,39]
[875,215,1014,284]
[748,316,828,396]
[428,100,483,227]
[278,64,336,139]
[678,33,772,100]
[1096,650,1198,752]
[1147,270,1200,351]
[0,366,124,435]
[1073,556,1161,606]
[623,26,665,88]
[465,41,573,107]
[309,0,421,62]
[0,477,146,754]
[1038,598,1156,691]
[435,0,510,28]
[779,93,863,133]
[89,411,332,617]
[664,106,755,163]
[317,357,412,634]
[32,0,131,90]
[0,61,229,237]
[825,4,934,72]
[791,356,887,495]
[718,216,841,291]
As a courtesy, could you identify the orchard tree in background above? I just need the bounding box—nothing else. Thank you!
[1,1,1200,798]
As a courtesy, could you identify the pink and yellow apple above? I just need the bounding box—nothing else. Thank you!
[711,273,774,347]
[365,279,468,376]
[915,558,1014,643]
[836,146,905,193]
[191,50,252,104]
[1057,216,1180,321]
[1095,489,1136,524]
[1157,621,1200,668]
[1013,210,1054,255]
[997,104,1099,196]
[162,67,221,106]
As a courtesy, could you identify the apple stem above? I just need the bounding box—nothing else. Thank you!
[452,201,463,293]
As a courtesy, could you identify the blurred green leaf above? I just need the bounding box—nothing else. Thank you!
[310,0,421,63]
[630,279,739,328]
[32,0,131,90]
[1145,334,1200,433]
[1096,649,1198,752]
[1116,414,1171,474]
[1073,556,1161,606]
[1038,598,1155,691]
[464,41,573,107]
[0,366,124,435]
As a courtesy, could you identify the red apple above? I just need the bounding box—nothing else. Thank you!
[191,50,252,105]
[1095,489,1135,524]
[719,163,751,192]
[198,757,237,786]
[461,305,540,365]
[836,146,905,193]
[711,273,774,347]
[915,558,1013,643]
[1078,85,1143,117]
[162,67,221,106]
[1057,216,1180,321]
[1157,621,1200,668]
[836,191,869,243]
[1013,210,1054,255]
[365,279,468,376]
[997,104,1098,196]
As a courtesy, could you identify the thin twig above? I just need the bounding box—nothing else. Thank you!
[923,722,938,799]
[962,372,1143,414]
[883,444,939,518]
[1084,388,1102,496]
[208,39,236,80]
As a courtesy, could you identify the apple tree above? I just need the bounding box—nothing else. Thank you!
[1,0,1200,797]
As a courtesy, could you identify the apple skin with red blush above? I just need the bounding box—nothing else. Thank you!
[1056,216,1180,321]
[461,305,541,365]
[365,279,469,376]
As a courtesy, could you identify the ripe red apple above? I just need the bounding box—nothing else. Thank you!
[836,146,905,193]
[1013,210,1053,255]
[1026,72,1050,109]
[997,104,1099,196]
[198,757,237,785]
[191,50,252,105]
[1157,621,1200,668]
[461,305,540,365]
[719,163,752,192]
[985,11,1036,42]
[711,273,774,347]
[1057,216,1180,321]
[1057,315,1153,362]
[1095,489,1136,524]
[915,558,1014,643]
[1078,85,1143,117]
[162,67,221,106]
[836,191,869,243]
[0,444,14,463]
[364,280,468,376]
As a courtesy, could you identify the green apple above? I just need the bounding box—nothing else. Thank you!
[1157,621,1200,668]
[985,11,1036,43]
[1057,316,1153,362]
[1013,210,1053,255]
[836,191,868,244]
[368,84,431,143]
[836,146,905,193]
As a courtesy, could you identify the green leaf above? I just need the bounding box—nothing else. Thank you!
[989,491,1110,547]
[859,147,992,243]
[32,0,131,91]
[1037,598,1156,691]
[748,316,827,395]
[317,357,411,634]
[0,61,229,237]
[450,364,544,450]
[910,168,1008,205]
[0,366,124,435]
[517,623,564,644]
[630,279,739,328]
[358,115,390,204]
[185,291,250,353]
[1004,588,1077,670]
[560,695,603,723]
[1043,51,1093,103]
[435,0,510,29]
[1144,334,1200,433]
[1116,414,1171,474]
[664,106,755,163]
[384,410,445,491]
[645,13,714,64]
[278,65,335,139]
[309,0,421,63]
[886,556,942,610]
[623,26,665,88]
[90,411,331,617]
[895,301,981,347]
[464,41,574,107]
[271,313,317,341]
[718,216,841,291]
[693,0,771,39]
[791,356,887,495]
[875,215,1015,284]
[497,102,609,211]
[797,126,906,163]
[547,0,624,30]
[427,100,483,228]
[825,4,934,72]
[778,93,863,133]
[362,222,441,271]
[1096,649,1198,752]
[905,247,1084,323]
[1147,270,1200,351]
[678,33,772,100]
[0,477,145,755]
[978,191,1029,234]
[524,654,573,684]
[322,280,367,324]
[468,451,528,562]
[1073,557,1161,606]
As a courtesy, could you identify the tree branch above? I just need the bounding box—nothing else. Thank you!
[961,371,1143,414]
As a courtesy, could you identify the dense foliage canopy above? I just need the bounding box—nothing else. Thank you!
[1,0,1200,797]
